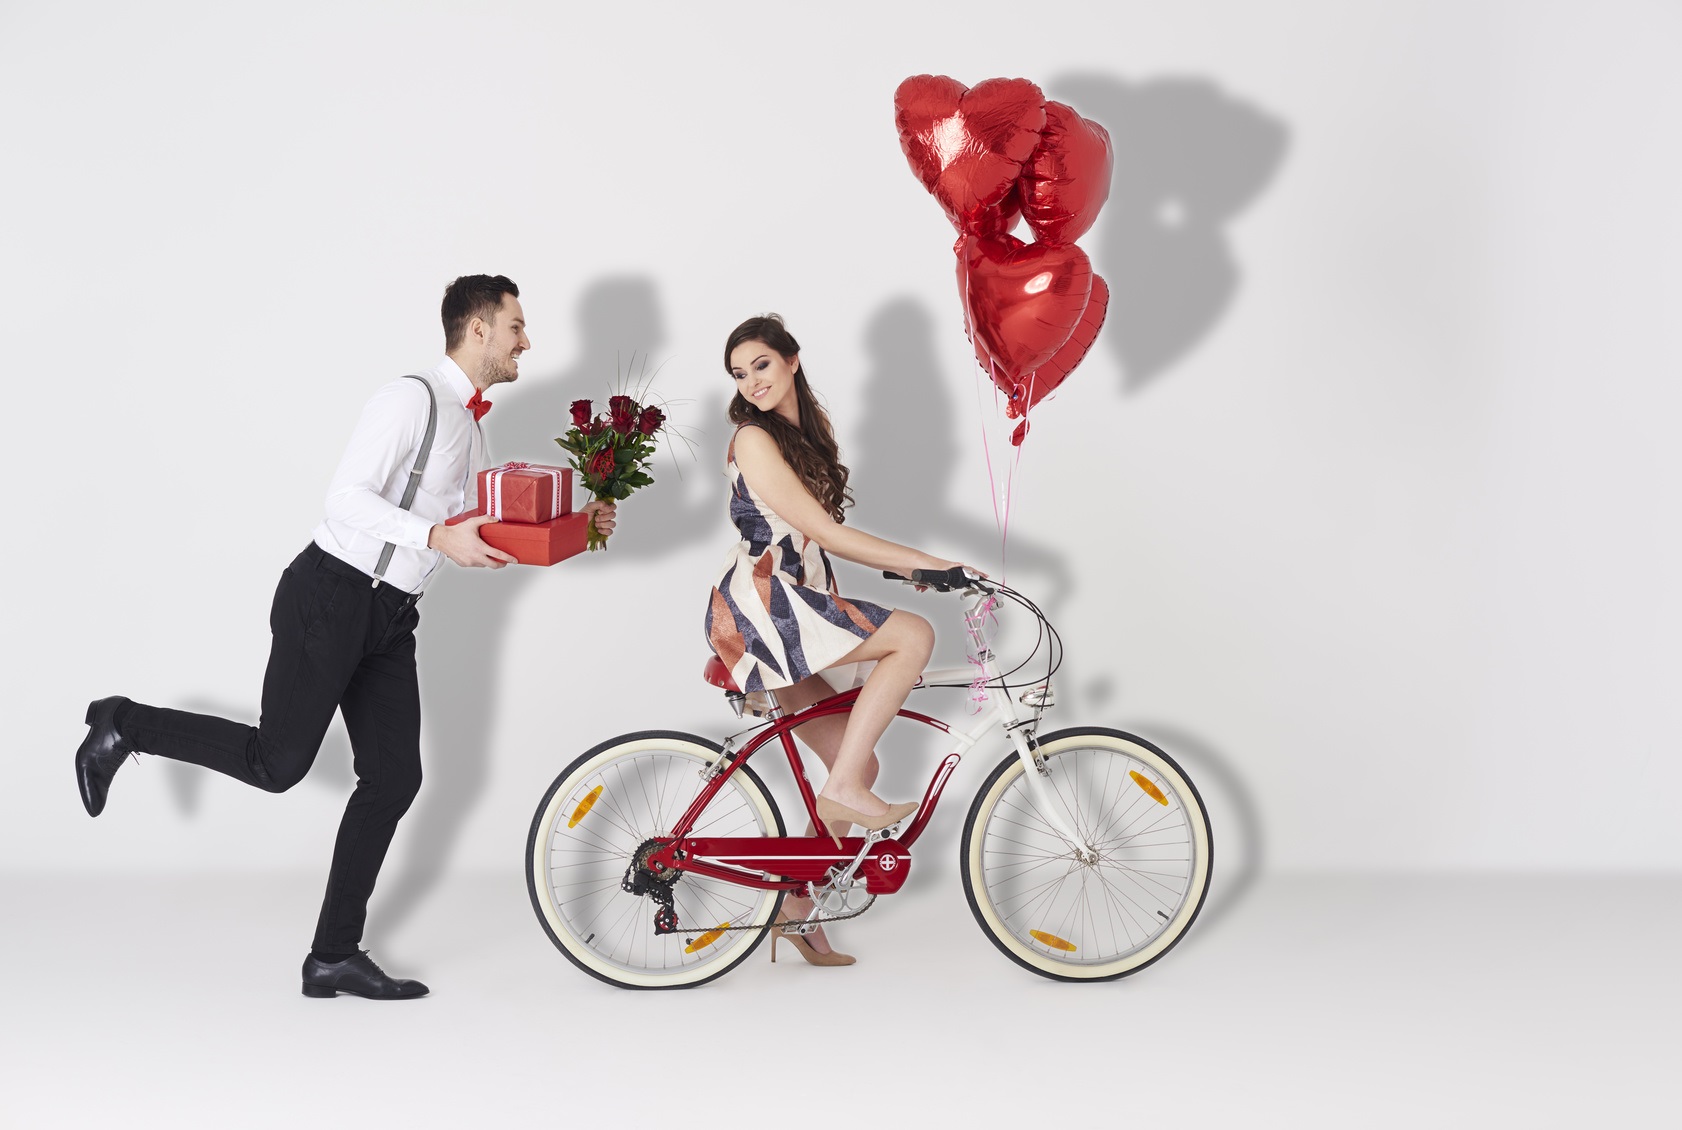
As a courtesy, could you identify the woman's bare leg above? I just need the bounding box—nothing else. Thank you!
[770,674,877,955]
[814,610,934,817]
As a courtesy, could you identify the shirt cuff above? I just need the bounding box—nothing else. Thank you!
[394,509,437,551]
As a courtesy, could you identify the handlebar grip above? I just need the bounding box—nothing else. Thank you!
[883,568,974,592]
[920,567,973,591]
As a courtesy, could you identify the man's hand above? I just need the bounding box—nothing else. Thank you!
[582,499,618,537]
[429,516,519,568]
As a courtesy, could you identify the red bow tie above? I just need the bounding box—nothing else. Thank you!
[466,390,492,421]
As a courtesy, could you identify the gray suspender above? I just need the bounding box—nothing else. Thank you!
[371,374,438,589]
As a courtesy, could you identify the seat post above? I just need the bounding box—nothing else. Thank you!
[763,691,784,720]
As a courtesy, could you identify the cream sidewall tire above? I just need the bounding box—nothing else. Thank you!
[962,729,1212,981]
[528,733,783,989]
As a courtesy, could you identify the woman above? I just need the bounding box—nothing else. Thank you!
[703,314,973,966]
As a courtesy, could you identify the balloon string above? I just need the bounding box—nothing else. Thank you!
[962,259,1006,568]
[996,370,1037,580]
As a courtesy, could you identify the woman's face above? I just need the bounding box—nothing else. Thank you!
[729,340,801,425]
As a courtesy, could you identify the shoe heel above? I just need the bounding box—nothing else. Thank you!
[302,983,337,998]
[770,935,778,964]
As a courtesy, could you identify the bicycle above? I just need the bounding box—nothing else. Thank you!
[525,567,1212,988]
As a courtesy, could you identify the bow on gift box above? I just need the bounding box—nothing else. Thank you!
[484,462,567,522]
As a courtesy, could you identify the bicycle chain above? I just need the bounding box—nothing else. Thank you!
[678,891,878,937]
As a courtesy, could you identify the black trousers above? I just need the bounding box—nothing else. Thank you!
[121,542,423,954]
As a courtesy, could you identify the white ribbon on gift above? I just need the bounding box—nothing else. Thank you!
[485,461,565,522]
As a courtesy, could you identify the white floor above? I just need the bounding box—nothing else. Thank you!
[2,871,1676,1129]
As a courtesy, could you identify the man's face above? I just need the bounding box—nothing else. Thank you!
[478,294,529,387]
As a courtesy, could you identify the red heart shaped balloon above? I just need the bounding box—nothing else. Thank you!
[972,183,1023,239]
[1006,273,1109,419]
[896,75,1046,234]
[1020,101,1114,246]
[957,234,1093,383]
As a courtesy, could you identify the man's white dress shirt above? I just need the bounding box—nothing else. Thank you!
[313,357,488,593]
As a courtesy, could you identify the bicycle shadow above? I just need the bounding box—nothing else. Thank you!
[374,275,673,942]
[1050,72,1289,394]
[1126,719,1264,947]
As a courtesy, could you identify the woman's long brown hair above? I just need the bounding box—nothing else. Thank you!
[724,314,853,523]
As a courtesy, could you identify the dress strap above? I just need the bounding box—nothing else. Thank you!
[726,423,757,467]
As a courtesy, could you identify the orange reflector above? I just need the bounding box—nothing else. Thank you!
[1130,771,1168,806]
[1030,930,1077,952]
[567,785,603,828]
[684,925,731,953]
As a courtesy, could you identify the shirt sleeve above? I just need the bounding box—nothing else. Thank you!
[321,379,438,550]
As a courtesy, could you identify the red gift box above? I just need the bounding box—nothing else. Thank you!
[476,462,573,524]
[445,509,589,567]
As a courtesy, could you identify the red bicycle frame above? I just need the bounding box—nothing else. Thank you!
[639,687,966,892]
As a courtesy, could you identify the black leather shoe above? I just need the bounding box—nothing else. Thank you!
[76,696,135,817]
[301,951,429,1000]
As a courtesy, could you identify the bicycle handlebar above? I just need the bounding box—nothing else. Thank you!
[882,567,982,593]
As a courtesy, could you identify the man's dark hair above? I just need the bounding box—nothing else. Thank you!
[441,275,520,351]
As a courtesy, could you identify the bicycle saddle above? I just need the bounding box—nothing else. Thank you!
[702,655,741,694]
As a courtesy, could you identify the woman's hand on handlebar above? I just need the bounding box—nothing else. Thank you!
[886,556,989,592]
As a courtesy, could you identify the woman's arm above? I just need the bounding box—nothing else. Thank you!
[733,426,956,575]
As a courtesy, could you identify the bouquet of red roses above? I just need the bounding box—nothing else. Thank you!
[555,394,666,550]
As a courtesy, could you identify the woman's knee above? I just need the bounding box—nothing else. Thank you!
[888,610,935,660]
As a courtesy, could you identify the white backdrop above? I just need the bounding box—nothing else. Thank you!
[4,1,1678,893]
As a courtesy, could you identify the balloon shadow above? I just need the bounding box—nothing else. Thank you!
[373,275,673,939]
[1050,73,1290,393]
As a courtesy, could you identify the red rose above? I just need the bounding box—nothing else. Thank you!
[608,395,636,415]
[610,407,635,433]
[569,399,593,427]
[589,450,617,479]
[637,406,664,435]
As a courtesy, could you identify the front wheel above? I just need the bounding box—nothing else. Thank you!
[960,727,1212,982]
[526,730,785,989]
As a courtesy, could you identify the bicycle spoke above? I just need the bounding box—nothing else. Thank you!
[976,742,1204,968]
[537,745,779,982]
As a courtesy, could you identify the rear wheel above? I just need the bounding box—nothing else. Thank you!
[526,730,785,989]
[960,727,1212,982]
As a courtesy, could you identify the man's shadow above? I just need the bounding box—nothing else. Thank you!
[375,276,675,940]
[1050,73,1289,394]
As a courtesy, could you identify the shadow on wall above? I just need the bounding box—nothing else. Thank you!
[1130,720,1264,946]
[1050,73,1289,393]
[848,297,1074,640]
[375,276,684,940]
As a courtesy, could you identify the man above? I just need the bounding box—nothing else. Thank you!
[72,274,615,1000]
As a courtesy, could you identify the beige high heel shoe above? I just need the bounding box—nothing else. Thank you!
[814,797,919,849]
[770,909,855,967]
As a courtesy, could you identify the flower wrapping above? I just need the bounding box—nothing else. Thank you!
[477,462,573,524]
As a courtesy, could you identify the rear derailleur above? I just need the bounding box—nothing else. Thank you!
[622,837,682,935]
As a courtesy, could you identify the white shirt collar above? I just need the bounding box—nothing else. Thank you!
[438,356,477,409]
